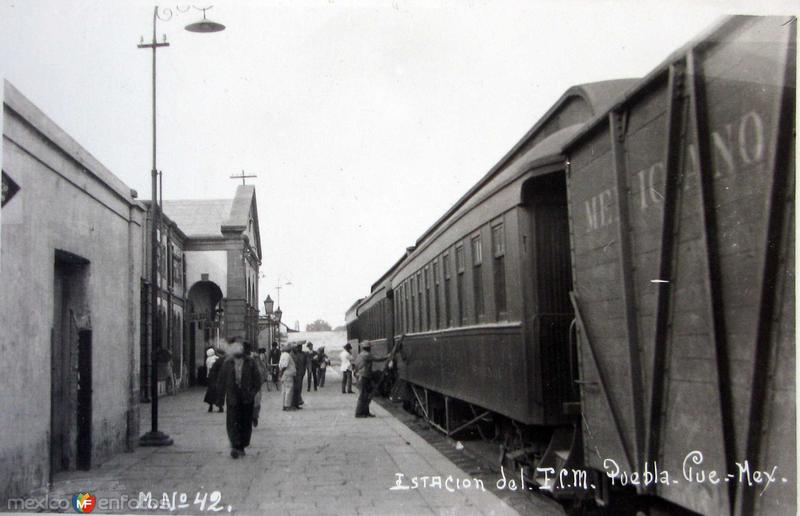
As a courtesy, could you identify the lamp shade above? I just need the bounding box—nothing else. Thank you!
[185,10,225,33]
[264,295,274,315]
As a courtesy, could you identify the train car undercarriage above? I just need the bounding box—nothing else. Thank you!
[388,380,702,516]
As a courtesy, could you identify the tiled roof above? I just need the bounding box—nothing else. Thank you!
[160,186,259,259]
[161,199,233,238]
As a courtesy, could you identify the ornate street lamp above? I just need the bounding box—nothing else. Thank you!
[139,5,225,448]
[263,295,274,315]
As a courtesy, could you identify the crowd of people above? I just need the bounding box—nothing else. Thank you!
[202,337,390,458]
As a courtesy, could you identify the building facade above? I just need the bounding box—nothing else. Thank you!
[158,185,262,384]
[0,81,145,501]
[139,208,191,399]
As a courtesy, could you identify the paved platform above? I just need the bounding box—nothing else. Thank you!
[43,370,524,515]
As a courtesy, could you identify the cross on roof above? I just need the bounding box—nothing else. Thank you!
[230,170,257,185]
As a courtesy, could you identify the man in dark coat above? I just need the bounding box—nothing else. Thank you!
[216,339,262,458]
[354,344,388,418]
[292,342,307,408]
[268,341,281,391]
[306,342,319,392]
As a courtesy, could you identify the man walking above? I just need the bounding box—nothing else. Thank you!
[251,344,268,426]
[307,342,319,392]
[268,341,281,391]
[353,343,388,418]
[216,339,262,458]
[340,343,354,394]
[317,347,329,387]
[279,342,297,411]
[292,342,308,408]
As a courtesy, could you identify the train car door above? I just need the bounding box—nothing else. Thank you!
[521,171,576,422]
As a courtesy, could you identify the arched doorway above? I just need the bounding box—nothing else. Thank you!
[187,280,224,385]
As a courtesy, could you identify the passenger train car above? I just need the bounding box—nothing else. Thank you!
[347,16,795,515]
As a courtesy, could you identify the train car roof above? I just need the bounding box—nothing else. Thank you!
[345,298,364,323]
[412,79,638,250]
[370,250,412,293]
[357,285,387,314]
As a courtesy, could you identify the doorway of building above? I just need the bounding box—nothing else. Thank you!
[51,250,91,478]
[187,281,224,382]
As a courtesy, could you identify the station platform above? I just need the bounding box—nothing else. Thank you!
[44,373,525,515]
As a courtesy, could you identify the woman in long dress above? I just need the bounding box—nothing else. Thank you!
[203,348,224,412]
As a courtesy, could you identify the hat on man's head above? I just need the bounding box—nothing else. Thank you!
[229,341,244,356]
[344,343,352,351]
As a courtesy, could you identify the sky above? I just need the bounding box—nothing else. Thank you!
[0,0,795,327]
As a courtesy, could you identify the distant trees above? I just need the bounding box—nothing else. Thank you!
[333,325,346,332]
[306,319,332,332]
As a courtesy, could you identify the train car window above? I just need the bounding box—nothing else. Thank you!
[401,285,406,334]
[416,272,423,332]
[456,245,465,326]
[424,266,431,331]
[443,254,452,327]
[404,282,410,333]
[456,245,465,272]
[432,260,440,329]
[394,288,400,334]
[410,278,416,332]
[472,236,485,319]
[492,223,507,319]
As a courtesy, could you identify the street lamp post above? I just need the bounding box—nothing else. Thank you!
[263,295,283,345]
[138,5,225,448]
[264,295,274,344]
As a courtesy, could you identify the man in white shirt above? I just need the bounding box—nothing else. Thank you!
[340,343,354,394]
[279,343,297,411]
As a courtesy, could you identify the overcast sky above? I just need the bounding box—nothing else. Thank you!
[1,0,794,327]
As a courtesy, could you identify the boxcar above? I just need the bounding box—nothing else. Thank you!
[564,15,795,515]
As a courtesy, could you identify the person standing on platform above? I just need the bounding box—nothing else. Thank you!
[268,342,281,391]
[251,344,268,427]
[353,343,388,418]
[257,347,271,392]
[216,339,262,458]
[307,342,319,392]
[279,342,297,411]
[317,347,330,388]
[204,348,225,412]
[340,343,354,394]
[292,342,308,408]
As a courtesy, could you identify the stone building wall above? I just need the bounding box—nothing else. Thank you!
[0,81,144,502]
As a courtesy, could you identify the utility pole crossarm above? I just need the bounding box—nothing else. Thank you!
[138,42,171,49]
